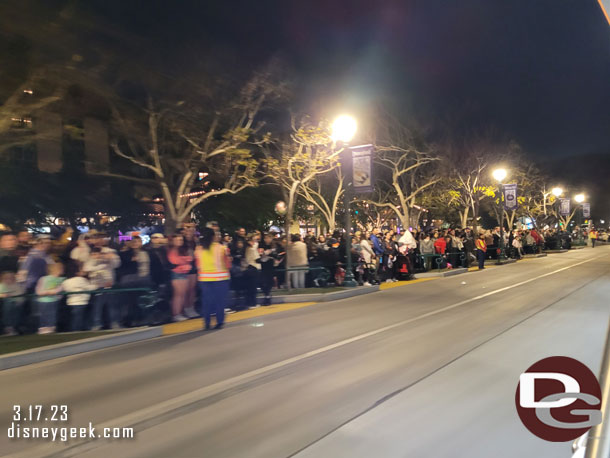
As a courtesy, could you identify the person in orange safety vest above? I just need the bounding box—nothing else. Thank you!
[475,233,487,270]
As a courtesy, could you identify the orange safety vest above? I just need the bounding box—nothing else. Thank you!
[197,243,230,282]
[475,239,487,252]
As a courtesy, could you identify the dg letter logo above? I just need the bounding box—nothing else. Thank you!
[515,356,602,442]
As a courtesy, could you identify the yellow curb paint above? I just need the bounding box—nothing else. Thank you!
[226,302,317,322]
[163,319,204,335]
[161,302,318,335]
[379,278,437,290]
[468,265,500,272]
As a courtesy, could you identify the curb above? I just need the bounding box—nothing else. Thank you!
[0,327,161,371]
[545,249,569,254]
[523,253,547,258]
[3,245,589,369]
[271,285,379,304]
[417,267,469,278]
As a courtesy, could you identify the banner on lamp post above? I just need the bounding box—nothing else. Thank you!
[502,184,518,211]
[582,202,591,218]
[350,144,374,193]
[559,198,571,216]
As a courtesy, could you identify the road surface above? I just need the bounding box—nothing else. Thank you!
[2,247,609,458]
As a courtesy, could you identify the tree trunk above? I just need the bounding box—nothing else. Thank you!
[399,215,410,232]
[460,207,469,229]
[284,184,299,292]
[472,200,480,235]
[164,215,181,235]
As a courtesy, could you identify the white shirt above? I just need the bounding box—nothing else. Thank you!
[62,277,92,306]
[83,248,121,287]
[360,239,374,264]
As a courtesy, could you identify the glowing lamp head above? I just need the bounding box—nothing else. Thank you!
[492,168,507,183]
[574,193,585,203]
[331,115,357,143]
[552,187,564,197]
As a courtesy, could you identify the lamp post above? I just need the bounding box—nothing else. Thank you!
[492,168,508,264]
[332,115,358,287]
[552,187,564,249]
[574,193,586,245]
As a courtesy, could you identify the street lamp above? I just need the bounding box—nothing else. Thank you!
[331,115,357,143]
[552,187,563,198]
[574,193,585,203]
[492,168,507,183]
[332,114,358,287]
[492,168,508,263]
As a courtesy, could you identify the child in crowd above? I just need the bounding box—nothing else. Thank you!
[62,269,92,332]
[35,262,65,334]
[0,271,24,335]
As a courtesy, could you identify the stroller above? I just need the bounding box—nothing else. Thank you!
[395,246,414,281]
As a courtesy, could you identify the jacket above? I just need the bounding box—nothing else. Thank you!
[370,234,384,256]
[434,238,447,255]
[287,241,308,267]
[419,239,435,255]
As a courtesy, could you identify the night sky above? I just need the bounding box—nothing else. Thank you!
[81,0,610,157]
[3,0,610,214]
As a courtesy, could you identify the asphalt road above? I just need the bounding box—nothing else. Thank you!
[2,247,609,458]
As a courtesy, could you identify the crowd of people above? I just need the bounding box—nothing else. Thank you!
[0,222,601,336]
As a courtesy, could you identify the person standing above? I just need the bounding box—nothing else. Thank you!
[196,228,231,330]
[359,233,375,286]
[244,235,261,309]
[370,228,384,278]
[257,233,276,306]
[0,271,24,335]
[18,236,53,333]
[287,234,308,289]
[475,234,487,270]
[397,229,417,280]
[167,234,194,322]
[419,233,435,271]
[118,236,152,327]
[62,268,93,332]
[84,234,121,329]
[589,229,598,248]
[462,229,475,268]
[229,228,247,309]
[511,231,524,259]
[434,235,447,255]
[448,229,463,268]
[35,262,65,333]
[181,223,199,319]
[0,233,20,274]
